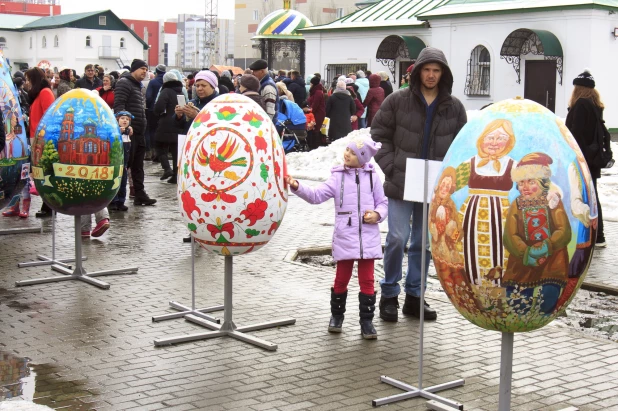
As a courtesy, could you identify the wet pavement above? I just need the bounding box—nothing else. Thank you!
[0,162,618,410]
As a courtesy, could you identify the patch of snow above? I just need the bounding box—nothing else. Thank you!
[0,402,54,411]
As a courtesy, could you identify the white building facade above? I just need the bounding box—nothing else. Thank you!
[0,10,148,74]
[301,0,618,129]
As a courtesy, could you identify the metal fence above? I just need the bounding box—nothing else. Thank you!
[323,63,368,85]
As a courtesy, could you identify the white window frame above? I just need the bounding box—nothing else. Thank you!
[253,10,259,21]
[120,37,125,48]
[99,16,106,26]
[465,45,491,97]
[0,37,6,49]
[336,8,344,19]
[42,36,47,48]
[86,36,92,47]
[29,37,32,49]
[54,35,59,47]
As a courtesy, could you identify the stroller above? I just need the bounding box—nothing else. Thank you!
[276,99,309,154]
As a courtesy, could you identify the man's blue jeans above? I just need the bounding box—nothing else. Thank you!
[380,199,431,298]
[358,117,367,129]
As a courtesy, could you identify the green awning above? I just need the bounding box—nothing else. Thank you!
[376,35,426,60]
[500,28,563,58]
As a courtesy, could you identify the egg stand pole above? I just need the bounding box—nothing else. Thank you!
[15,215,138,289]
[151,235,223,326]
[154,255,296,351]
[498,332,514,411]
[373,159,465,410]
[17,210,86,268]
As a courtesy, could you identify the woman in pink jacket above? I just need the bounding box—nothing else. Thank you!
[285,136,388,340]
[363,74,385,127]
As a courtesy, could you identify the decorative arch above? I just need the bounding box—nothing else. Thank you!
[375,35,426,82]
[500,28,563,85]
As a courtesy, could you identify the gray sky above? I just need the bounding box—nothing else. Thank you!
[59,0,215,21]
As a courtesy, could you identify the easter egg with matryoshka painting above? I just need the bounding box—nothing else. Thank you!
[178,94,288,256]
[31,89,124,215]
[430,98,596,332]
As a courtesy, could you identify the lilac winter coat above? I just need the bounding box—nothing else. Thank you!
[293,163,388,261]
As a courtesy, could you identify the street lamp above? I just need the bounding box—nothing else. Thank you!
[242,44,248,69]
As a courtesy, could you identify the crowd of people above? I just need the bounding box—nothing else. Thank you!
[0,51,611,339]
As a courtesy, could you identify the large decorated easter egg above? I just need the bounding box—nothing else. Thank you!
[31,89,123,215]
[178,94,288,256]
[0,53,29,209]
[430,98,596,332]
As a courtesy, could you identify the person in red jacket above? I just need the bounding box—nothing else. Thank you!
[308,76,326,145]
[96,75,115,108]
[363,74,385,127]
[28,67,54,218]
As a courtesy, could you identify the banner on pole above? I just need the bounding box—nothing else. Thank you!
[403,158,442,203]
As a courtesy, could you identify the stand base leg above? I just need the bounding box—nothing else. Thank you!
[0,226,42,235]
[18,254,88,268]
[151,301,224,323]
[153,314,296,351]
[15,264,138,290]
[372,376,465,409]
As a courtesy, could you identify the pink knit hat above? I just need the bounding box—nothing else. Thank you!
[347,136,381,166]
[195,70,218,89]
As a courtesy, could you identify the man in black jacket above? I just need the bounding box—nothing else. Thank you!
[75,64,102,90]
[285,71,307,106]
[372,47,467,322]
[114,59,157,206]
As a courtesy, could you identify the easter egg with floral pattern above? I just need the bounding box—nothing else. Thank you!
[430,98,596,332]
[31,89,124,215]
[178,94,288,256]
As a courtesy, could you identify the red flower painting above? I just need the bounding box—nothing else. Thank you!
[240,198,268,226]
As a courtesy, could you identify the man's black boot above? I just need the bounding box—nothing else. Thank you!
[402,294,437,321]
[134,191,157,206]
[379,295,399,322]
[359,292,377,339]
[328,288,347,333]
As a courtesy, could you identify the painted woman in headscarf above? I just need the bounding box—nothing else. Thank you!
[455,118,517,289]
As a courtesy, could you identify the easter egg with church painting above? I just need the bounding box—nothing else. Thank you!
[178,94,288,256]
[31,89,123,215]
[429,98,596,332]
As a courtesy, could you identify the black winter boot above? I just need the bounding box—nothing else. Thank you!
[329,288,347,333]
[379,295,399,322]
[402,294,437,321]
[359,292,377,340]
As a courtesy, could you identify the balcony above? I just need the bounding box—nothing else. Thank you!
[98,46,120,59]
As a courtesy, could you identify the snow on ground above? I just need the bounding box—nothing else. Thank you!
[285,114,618,222]
[0,402,54,411]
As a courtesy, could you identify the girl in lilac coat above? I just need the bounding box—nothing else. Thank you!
[285,136,388,339]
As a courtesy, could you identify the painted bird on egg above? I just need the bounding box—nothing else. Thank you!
[178,94,288,256]
[431,98,597,333]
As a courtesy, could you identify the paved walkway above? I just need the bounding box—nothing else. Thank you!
[1,162,617,411]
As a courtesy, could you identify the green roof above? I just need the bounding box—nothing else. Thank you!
[418,0,618,19]
[0,10,148,50]
[300,0,450,32]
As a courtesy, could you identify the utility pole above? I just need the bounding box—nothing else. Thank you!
[204,0,218,67]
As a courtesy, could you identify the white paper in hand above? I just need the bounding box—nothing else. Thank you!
[403,158,442,203]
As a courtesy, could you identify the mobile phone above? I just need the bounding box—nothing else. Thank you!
[177,95,186,107]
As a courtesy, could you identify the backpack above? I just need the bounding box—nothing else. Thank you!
[586,108,613,169]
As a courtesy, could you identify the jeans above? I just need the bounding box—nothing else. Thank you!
[129,134,146,194]
[381,199,431,298]
[112,142,131,205]
[358,117,367,129]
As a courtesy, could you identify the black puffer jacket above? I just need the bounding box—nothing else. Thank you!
[286,77,307,105]
[371,47,467,200]
[325,90,355,141]
[114,72,146,135]
[154,80,184,143]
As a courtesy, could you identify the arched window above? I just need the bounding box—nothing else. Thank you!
[0,37,6,49]
[86,36,91,47]
[465,45,491,96]
[54,35,58,47]
[29,37,32,49]
[120,37,125,48]
[42,36,47,48]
